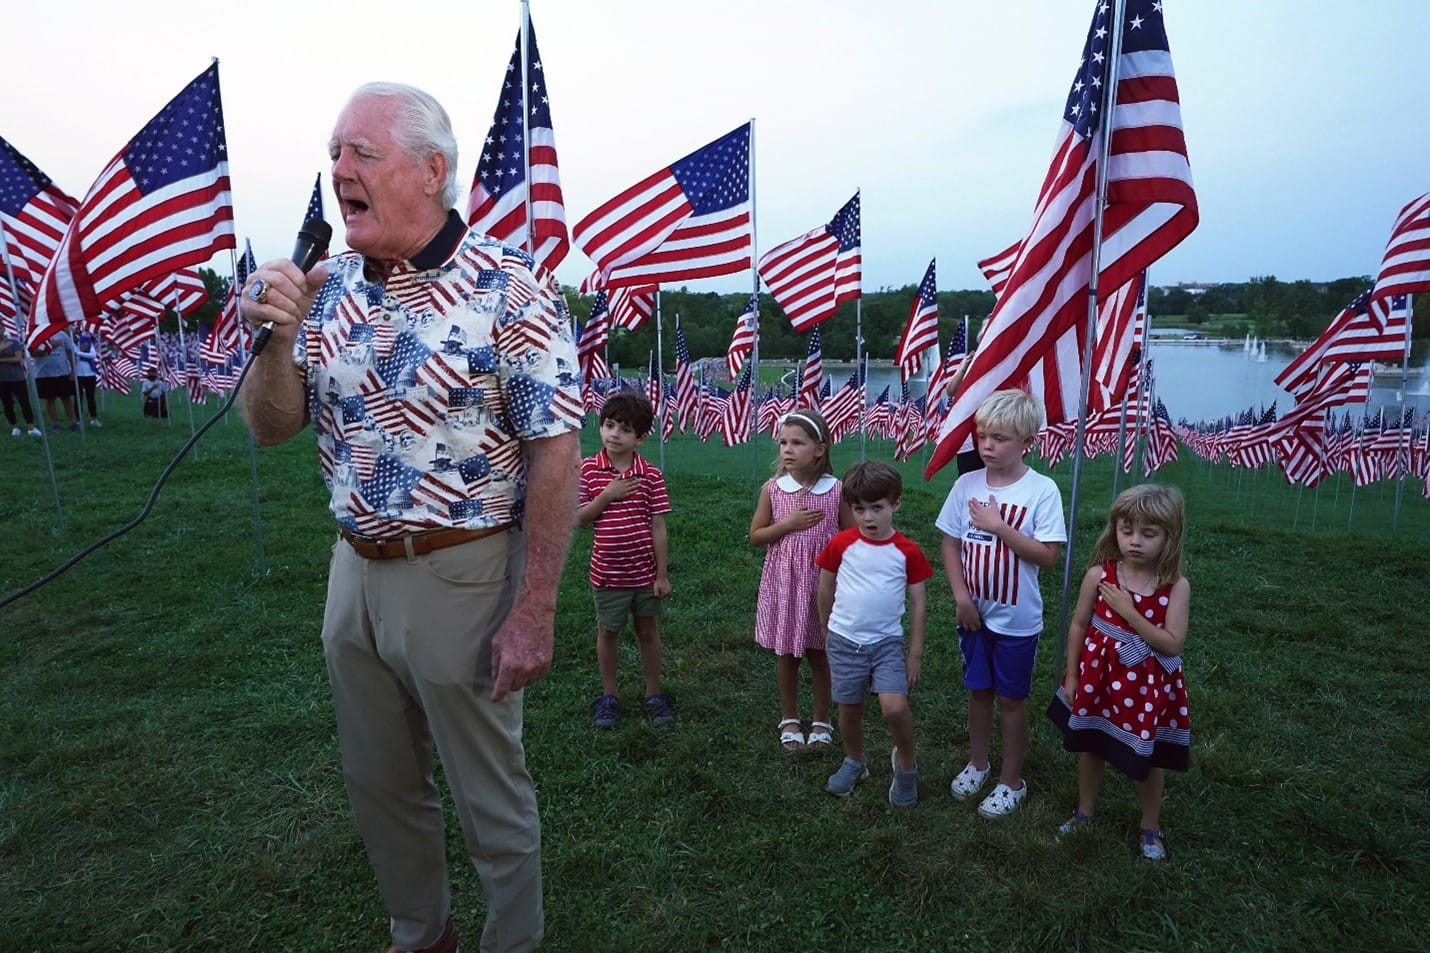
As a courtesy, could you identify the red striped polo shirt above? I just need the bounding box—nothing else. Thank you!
[579,449,671,588]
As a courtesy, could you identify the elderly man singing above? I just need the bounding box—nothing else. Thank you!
[238,82,581,953]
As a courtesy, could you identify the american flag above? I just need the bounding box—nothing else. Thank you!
[99,350,135,394]
[893,388,928,462]
[576,291,611,383]
[28,63,235,347]
[0,136,78,333]
[573,123,750,288]
[673,313,699,431]
[719,360,753,446]
[1274,291,1407,400]
[920,314,966,414]
[926,0,1197,477]
[758,191,861,331]
[609,284,656,330]
[1088,271,1146,411]
[203,240,256,364]
[145,267,209,316]
[865,385,892,437]
[977,240,1020,298]
[797,325,824,409]
[1367,192,1430,327]
[822,358,867,443]
[468,18,569,273]
[305,173,326,226]
[725,294,758,378]
[646,350,662,413]
[895,259,939,382]
[302,173,331,263]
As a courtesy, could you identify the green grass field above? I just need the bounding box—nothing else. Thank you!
[1,394,1426,951]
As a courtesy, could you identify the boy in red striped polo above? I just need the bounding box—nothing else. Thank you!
[577,393,674,728]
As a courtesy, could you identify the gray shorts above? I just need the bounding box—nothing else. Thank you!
[827,632,908,703]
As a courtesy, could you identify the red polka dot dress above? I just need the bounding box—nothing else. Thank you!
[1047,560,1191,780]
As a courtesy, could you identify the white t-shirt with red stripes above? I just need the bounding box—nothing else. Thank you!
[579,449,671,588]
[935,467,1067,637]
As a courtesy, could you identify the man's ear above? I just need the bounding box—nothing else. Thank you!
[423,151,448,199]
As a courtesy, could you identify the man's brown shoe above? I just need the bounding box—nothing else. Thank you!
[384,917,460,953]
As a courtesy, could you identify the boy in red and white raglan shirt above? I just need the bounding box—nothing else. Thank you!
[577,392,674,729]
[816,460,934,807]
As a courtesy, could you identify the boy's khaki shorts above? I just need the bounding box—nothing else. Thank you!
[593,586,661,630]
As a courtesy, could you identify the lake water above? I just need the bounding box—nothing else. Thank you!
[802,337,1428,424]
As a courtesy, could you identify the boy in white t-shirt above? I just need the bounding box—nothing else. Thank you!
[816,461,934,807]
[936,390,1067,818]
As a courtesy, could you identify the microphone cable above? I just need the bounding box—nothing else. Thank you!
[0,219,332,611]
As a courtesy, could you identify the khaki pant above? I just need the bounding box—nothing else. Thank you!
[322,528,543,952]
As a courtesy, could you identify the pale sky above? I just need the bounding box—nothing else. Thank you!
[5,0,1427,296]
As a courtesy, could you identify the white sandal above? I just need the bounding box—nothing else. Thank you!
[806,720,834,746]
[777,717,805,749]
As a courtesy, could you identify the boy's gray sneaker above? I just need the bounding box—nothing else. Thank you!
[889,749,918,808]
[644,692,676,726]
[591,693,619,729]
[826,757,869,797]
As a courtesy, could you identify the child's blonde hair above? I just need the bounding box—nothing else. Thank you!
[1090,483,1186,586]
[774,408,834,477]
[974,389,1044,441]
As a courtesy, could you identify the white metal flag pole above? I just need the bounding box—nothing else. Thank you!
[655,291,665,471]
[1393,293,1414,531]
[749,118,761,480]
[519,0,535,257]
[1056,0,1127,669]
[170,289,200,455]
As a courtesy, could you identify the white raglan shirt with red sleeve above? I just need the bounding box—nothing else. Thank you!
[816,528,934,646]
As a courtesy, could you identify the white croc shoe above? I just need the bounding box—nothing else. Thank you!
[949,762,991,800]
[977,781,1028,818]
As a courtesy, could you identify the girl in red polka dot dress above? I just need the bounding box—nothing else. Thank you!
[1047,484,1190,861]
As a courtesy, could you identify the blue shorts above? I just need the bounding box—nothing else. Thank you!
[827,632,908,703]
[958,625,1038,700]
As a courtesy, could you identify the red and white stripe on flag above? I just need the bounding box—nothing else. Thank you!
[1367,192,1430,326]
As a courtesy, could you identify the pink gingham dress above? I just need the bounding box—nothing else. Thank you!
[755,473,843,657]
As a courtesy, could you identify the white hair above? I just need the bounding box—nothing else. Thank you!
[348,82,460,209]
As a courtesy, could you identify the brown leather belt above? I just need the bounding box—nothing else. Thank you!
[338,523,513,560]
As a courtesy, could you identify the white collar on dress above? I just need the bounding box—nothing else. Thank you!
[777,472,838,494]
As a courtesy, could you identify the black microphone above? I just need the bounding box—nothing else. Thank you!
[251,217,334,355]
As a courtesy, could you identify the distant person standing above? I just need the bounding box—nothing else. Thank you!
[73,331,102,427]
[30,328,79,432]
[0,331,42,436]
[141,368,168,418]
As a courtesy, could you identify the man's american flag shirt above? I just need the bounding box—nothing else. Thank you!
[294,227,581,536]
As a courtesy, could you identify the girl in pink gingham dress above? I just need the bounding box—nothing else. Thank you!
[749,410,851,750]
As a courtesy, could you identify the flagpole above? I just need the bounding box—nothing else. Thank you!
[519,0,535,256]
[170,289,202,459]
[748,117,761,481]
[0,218,66,528]
[655,293,666,472]
[225,241,270,572]
[1056,0,1127,669]
[1392,293,1413,531]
